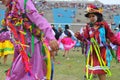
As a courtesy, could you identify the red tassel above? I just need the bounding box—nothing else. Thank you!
[20,50,30,72]
[19,31,30,72]
[5,69,10,77]
[8,22,18,39]
[8,22,30,73]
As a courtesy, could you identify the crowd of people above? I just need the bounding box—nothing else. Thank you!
[34,1,120,11]
[34,1,120,24]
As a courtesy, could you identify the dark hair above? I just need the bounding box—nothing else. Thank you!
[65,25,69,30]
[96,14,104,22]
[51,24,54,27]
[64,30,72,37]
[64,25,72,37]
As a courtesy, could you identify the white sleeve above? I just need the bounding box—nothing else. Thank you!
[68,29,74,36]
[52,29,55,36]
[59,32,66,39]
[80,27,84,34]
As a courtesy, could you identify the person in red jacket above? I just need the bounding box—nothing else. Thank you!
[75,4,120,80]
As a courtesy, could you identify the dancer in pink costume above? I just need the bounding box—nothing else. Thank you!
[59,25,76,57]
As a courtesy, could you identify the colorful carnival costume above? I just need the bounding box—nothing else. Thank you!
[76,5,120,80]
[0,26,14,57]
[5,0,55,80]
[59,25,76,50]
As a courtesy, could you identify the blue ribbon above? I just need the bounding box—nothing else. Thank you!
[99,26,112,67]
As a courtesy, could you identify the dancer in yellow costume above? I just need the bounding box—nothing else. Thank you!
[0,19,14,64]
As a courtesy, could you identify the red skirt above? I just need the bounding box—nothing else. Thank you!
[87,47,109,74]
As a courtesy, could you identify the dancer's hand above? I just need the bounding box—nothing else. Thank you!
[49,39,59,51]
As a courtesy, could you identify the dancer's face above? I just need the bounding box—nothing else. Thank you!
[88,14,97,23]
[2,0,11,5]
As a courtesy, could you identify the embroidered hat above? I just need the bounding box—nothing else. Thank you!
[85,4,103,18]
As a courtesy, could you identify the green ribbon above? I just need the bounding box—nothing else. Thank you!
[110,49,118,63]
[86,44,93,80]
[91,38,111,76]
[0,48,14,52]
[24,0,28,11]
[85,38,112,80]
[31,24,35,54]
[23,0,35,57]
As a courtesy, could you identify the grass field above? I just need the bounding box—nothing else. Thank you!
[0,48,120,80]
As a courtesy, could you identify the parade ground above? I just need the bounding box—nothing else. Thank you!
[0,48,120,80]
